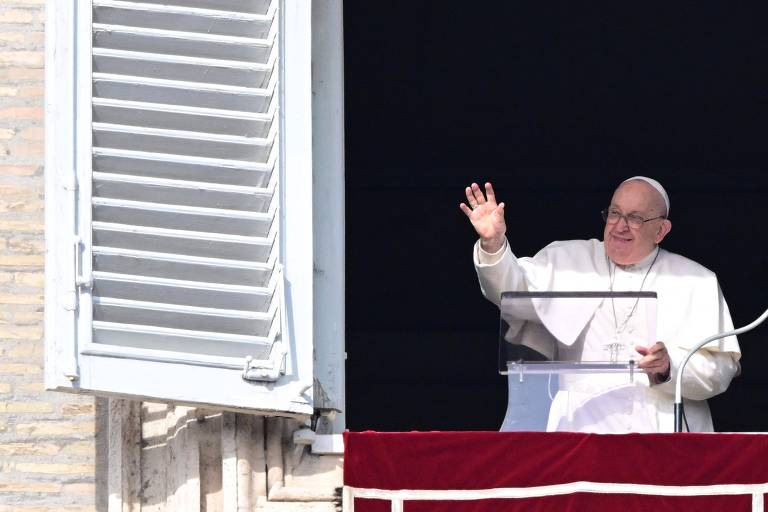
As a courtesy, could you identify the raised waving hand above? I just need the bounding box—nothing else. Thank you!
[459,182,506,253]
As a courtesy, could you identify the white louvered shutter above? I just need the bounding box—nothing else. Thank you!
[45,0,315,415]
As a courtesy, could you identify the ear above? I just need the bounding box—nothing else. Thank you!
[655,219,672,244]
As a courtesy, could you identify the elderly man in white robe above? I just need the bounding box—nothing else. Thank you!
[461,177,741,433]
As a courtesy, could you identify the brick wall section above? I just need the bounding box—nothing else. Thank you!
[1,2,99,511]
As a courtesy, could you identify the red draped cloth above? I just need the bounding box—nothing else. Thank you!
[343,432,768,512]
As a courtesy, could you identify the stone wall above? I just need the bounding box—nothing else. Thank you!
[107,401,341,512]
[1,2,101,511]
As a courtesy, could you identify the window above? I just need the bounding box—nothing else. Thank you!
[45,0,343,424]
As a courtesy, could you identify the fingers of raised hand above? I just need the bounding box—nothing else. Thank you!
[465,182,498,207]
[471,182,490,206]
[462,183,503,222]
[484,182,497,204]
[493,202,505,220]
[465,186,479,209]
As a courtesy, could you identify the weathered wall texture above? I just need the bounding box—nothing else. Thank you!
[107,401,342,512]
[1,2,101,512]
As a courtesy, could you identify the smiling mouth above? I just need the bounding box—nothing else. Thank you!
[611,233,633,243]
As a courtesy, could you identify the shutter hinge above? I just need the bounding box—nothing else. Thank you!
[293,429,344,455]
[242,341,287,382]
[74,236,92,290]
[60,236,88,311]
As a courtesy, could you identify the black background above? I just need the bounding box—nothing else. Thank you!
[344,1,768,431]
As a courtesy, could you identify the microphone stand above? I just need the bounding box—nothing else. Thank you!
[674,306,768,432]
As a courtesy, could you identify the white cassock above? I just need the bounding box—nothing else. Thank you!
[474,238,742,433]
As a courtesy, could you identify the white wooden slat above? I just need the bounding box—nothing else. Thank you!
[93,196,274,224]
[92,179,273,213]
[92,224,274,262]
[93,98,273,122]
[92,98,272,137]
[92,249,273,287]
[136,0,271,16]
[94,293,276,318]
[92,271,275,310]
[91,198,270,220]
[94,0,271,20]
[92,122,274,145]
[92,221,275,244]
[92,45,274,76]
[93,149,273,186]
[92,72,274,98]
[94,311,274,348]
[93,1,273,39]
[92,231,271,261]
[93,74,273,113]
[93,320,272,363]
[92,49,273,88]
[92,198,273,237]
[93,206,272,237]
[93,298,276,337]
[80,343,261,369]
[91,205,269,237]
[93,147,273,171]
[92,270,275,297]
[93,321,273,350]
[95,297,274,321]
[93,123,274,162]
[93,171,274,195]
[92,246,272,272]
[93,24,273,63]
[95,23,272,46]
[92,131,271,161]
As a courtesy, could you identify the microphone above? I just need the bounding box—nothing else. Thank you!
[674,306,768,432]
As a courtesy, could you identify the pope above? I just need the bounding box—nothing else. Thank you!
[461,178,741,432]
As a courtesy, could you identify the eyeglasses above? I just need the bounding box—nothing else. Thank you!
[601,209,665,229]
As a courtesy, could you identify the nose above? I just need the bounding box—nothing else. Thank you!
[615,215,631,231]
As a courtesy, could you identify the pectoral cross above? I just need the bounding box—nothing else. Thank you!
[604,340,622,363]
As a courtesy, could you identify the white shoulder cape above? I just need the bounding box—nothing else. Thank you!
[475,238,741,357]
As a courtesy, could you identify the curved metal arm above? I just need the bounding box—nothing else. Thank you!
[674,306,768,432]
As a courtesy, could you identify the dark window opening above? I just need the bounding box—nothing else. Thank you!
[344,1,768,432]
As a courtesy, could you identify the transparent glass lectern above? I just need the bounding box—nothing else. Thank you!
[498,291,658,431]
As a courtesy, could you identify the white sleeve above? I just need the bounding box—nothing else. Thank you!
[476,238,508,265]
[652,267,741,400]
[473,237,528,307]
[654,347,740,401]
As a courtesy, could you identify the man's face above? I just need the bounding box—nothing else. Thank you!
[603,181,671,265]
